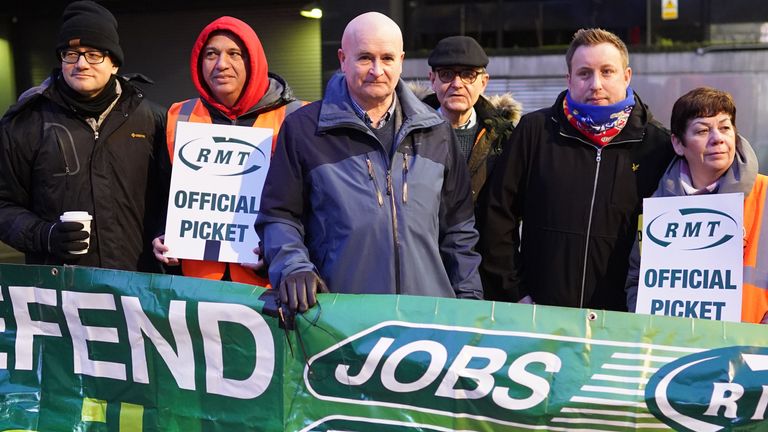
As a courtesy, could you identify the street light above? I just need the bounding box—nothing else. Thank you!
[300,2,322,19]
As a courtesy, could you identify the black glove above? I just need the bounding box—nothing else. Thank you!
[279,271,329,313]
[47,222,89,257]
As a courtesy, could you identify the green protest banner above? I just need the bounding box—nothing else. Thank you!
[0,264,283,431]
[0,263,766,431]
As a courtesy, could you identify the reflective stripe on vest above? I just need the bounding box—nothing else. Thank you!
[165,98,301,286]
[177,98,197,121]
[744,175,768,288]
[741,175,768,323]
[166,98,303,159]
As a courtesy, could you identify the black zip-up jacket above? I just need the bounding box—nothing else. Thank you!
[478,90,674,311]
[0,72,170,272]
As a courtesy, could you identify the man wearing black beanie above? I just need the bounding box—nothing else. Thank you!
[0,1,171,272]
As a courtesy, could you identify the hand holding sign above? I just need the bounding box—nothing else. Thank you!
[152,235,179,266]
[240,246,265,273]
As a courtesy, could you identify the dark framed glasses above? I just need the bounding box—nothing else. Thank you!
[60,50,109,65]
[435,68,484,84]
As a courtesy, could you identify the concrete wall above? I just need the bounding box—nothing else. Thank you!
[403,49,768,173]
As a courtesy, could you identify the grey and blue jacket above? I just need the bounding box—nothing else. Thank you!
[256,74,482,299]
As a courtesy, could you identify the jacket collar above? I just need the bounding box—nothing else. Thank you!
[251,72,294,112]
[200,72,295,122]
[473,94,501,123]
[3,70,140,122]
[318,73,444,136]
[422,92,493,124]
[552,89,651,144]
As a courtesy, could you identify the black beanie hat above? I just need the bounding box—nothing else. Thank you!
[428,36,488,69]
[56,1,124,66]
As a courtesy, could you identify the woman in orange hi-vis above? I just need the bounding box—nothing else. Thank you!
[626,87,768,324]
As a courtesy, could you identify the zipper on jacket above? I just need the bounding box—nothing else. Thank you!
[365,157,384,206]
[377,145,404,296]
[556,114,651,307]
[402,153,409,203]
[366,128,413,297]
[54,135,71,217]
[579,147,602,308]
[386,167,402,295]
[55,136,71,176]
[89,119,102,266]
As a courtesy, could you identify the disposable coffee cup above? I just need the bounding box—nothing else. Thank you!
[60,211,93,254]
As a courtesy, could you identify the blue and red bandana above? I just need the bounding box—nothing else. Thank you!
[564,88,635,146]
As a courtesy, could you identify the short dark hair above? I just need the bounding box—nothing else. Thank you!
[670,87,736,140]
[565,28,628,72]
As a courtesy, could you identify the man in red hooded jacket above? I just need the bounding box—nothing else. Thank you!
[152,16,304,285]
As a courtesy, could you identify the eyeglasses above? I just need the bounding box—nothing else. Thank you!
[60,50,109,65]
[435,68,484,84]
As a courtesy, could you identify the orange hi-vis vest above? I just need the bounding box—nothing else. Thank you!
[742,174,768,324]
[166,98,303,286]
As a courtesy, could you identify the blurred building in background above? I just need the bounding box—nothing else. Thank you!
[2,0,768,261]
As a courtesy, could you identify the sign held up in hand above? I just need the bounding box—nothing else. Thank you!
[164,121,273,264]
[636,193,744,322]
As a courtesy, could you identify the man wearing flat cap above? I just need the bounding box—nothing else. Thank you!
[423,36,521,209]
[0,0,170,272]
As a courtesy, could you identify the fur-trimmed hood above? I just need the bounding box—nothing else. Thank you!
[409,81,522,125]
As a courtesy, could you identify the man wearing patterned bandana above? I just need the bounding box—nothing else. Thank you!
[478,28,675,311]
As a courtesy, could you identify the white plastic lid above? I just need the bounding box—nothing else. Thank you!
[60,211,93,222]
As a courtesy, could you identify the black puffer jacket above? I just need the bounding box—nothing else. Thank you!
[478,90,675,311]
[0,71,170,272]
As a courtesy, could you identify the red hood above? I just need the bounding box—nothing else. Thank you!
[190,16,269,119]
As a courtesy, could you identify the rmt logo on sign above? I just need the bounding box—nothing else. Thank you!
[646,346,768,431]
[646,207,738,250]
[177,136,266,177]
